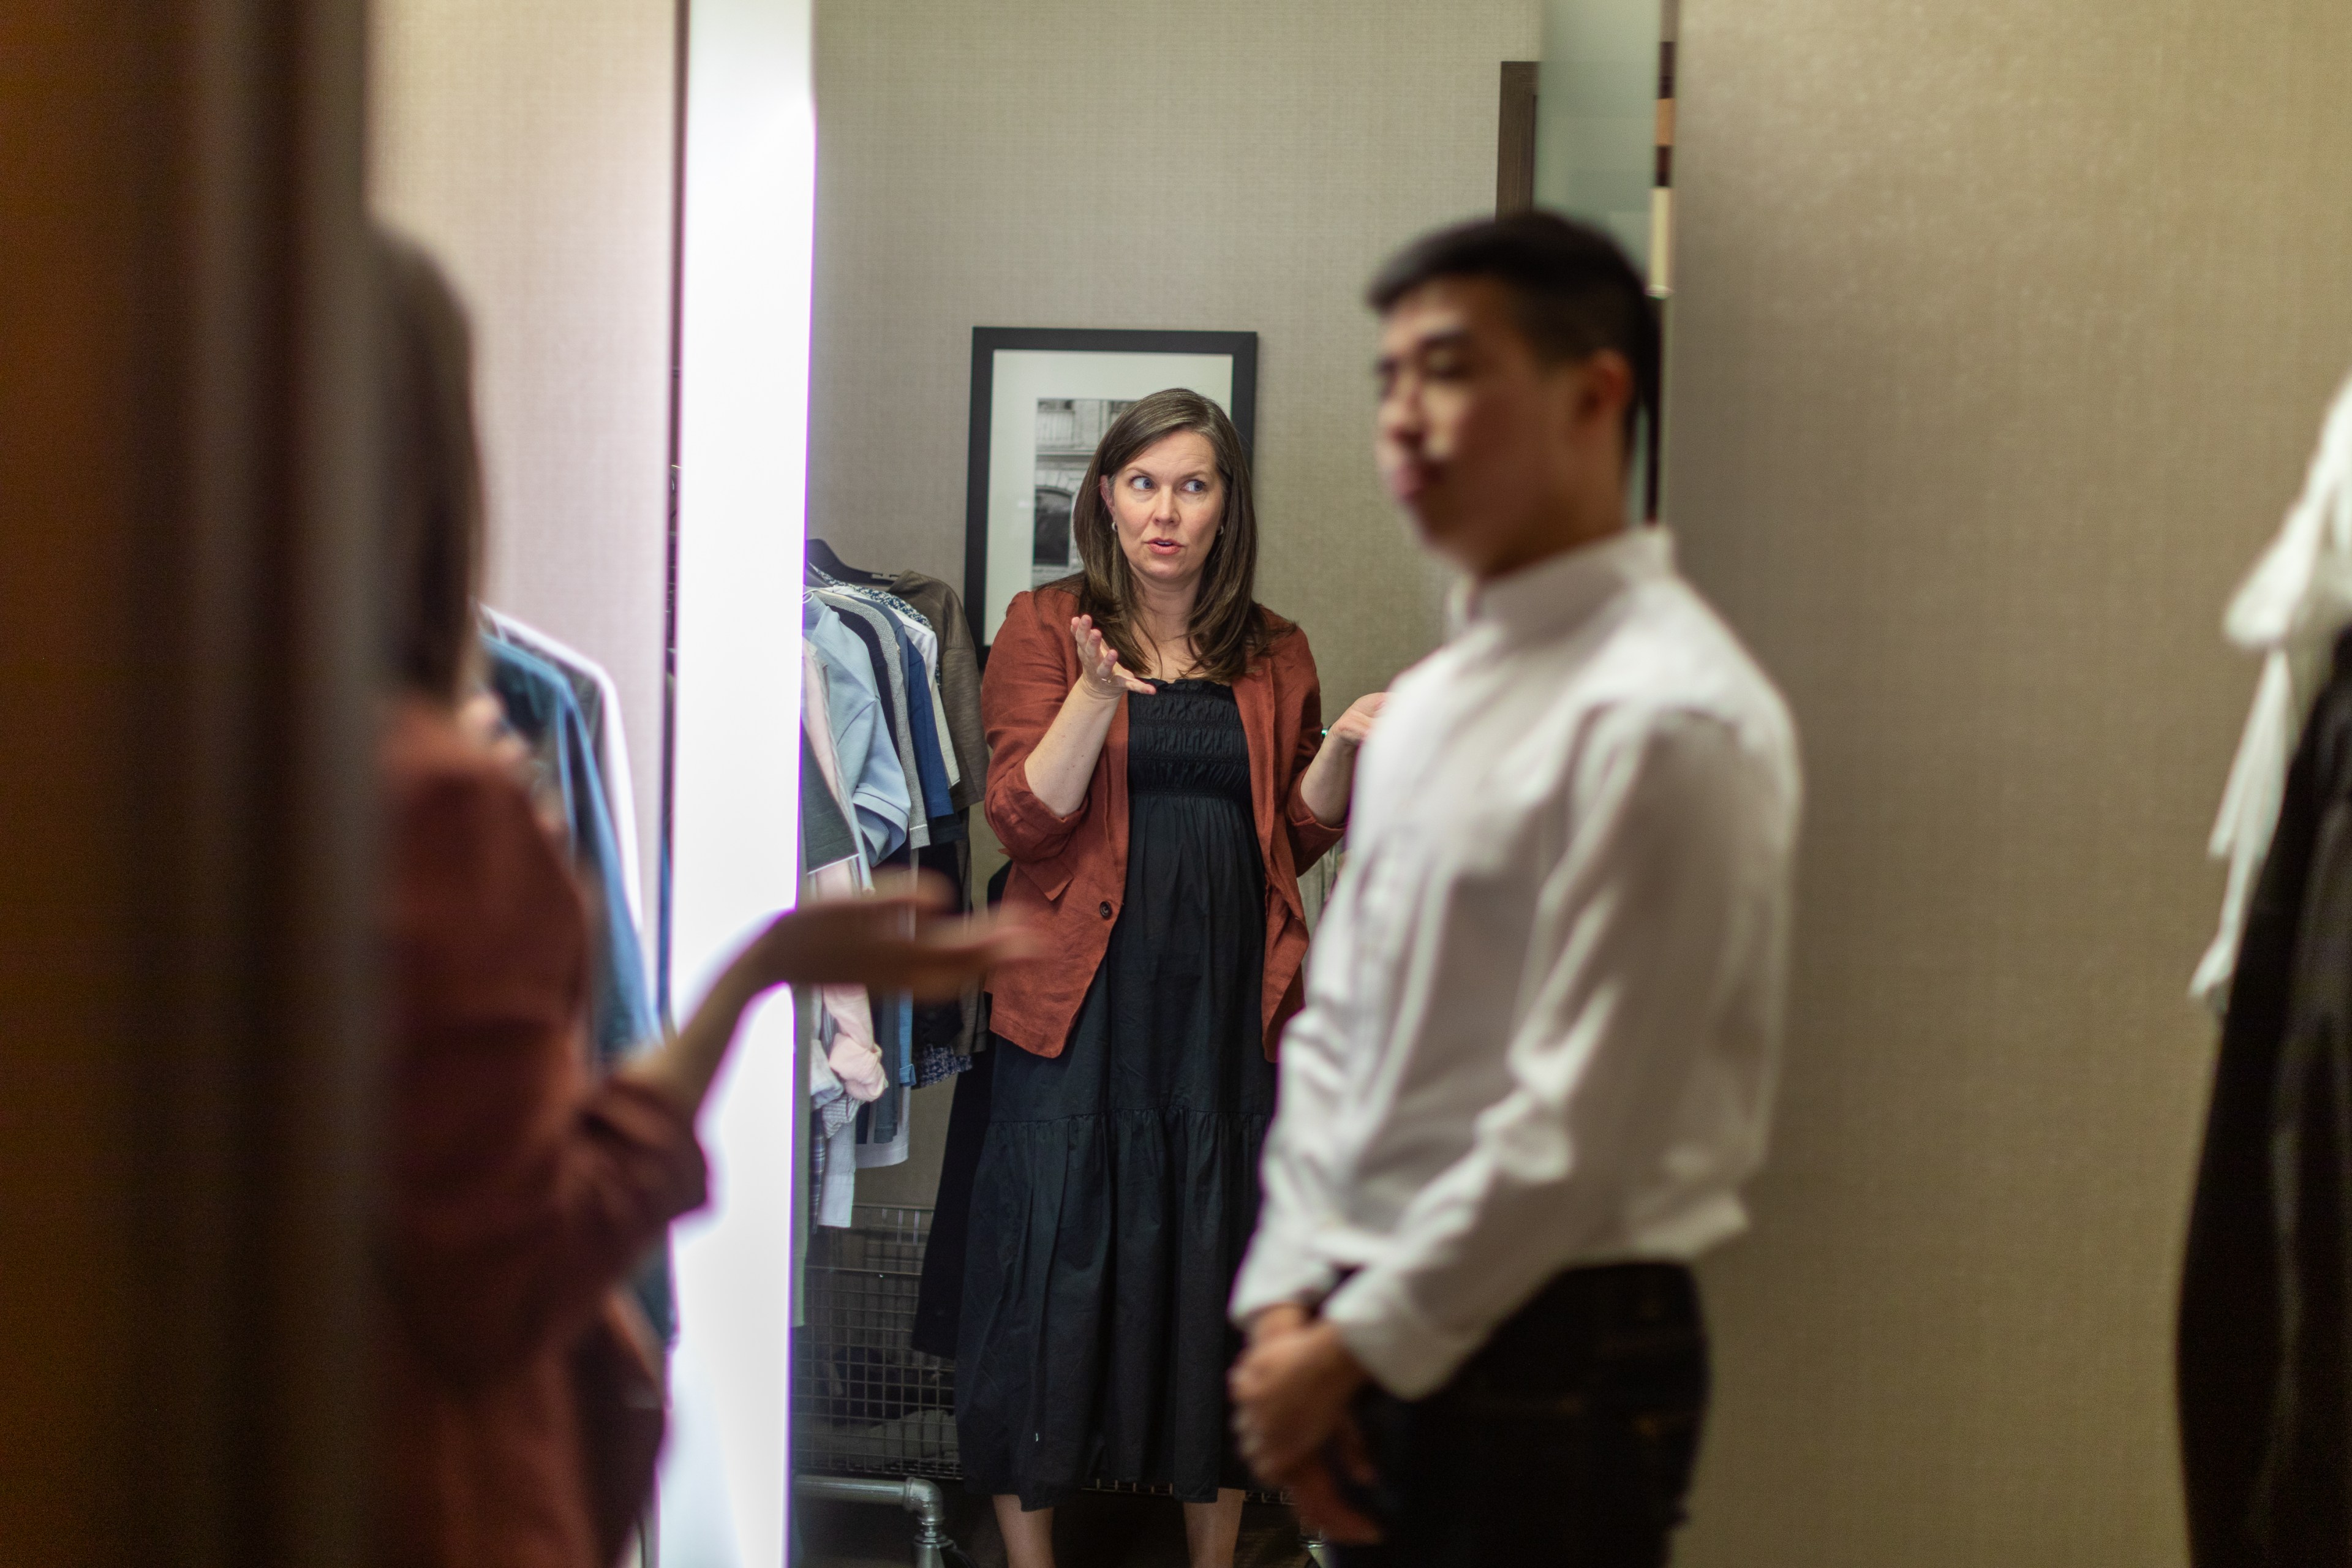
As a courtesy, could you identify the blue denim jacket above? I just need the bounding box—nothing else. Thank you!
[480,636,656,1066]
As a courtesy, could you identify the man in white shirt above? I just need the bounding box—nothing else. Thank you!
[1226,214,1801,1565]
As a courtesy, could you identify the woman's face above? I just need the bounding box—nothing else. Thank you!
[1099,429,1225,599]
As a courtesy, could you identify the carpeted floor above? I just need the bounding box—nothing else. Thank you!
[797,1486,1313,1568]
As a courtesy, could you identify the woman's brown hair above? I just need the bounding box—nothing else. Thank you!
[376,228,484,702]
[1070,388,1276,684]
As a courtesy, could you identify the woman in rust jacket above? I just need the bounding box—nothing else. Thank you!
[957,389,1383,1568]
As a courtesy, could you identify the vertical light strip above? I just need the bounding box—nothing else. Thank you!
[660,1,813,1564]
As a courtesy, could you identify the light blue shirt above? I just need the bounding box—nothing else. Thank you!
[805,598,910,862]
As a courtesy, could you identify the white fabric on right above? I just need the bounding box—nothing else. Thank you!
[2192,372,2352,1011]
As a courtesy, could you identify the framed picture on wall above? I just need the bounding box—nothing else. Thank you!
[963,326,1258,652]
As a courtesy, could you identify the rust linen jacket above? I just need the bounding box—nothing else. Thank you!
[982,582,1346,1060]
[377,699,707,1568]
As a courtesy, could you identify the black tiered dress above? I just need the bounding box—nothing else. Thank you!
[955,679,1273,1509]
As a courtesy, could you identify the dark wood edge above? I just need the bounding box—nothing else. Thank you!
[962,328,997,654]
[1498,61,1539,215]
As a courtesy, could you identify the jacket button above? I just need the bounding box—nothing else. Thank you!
[1098,900,1114,919]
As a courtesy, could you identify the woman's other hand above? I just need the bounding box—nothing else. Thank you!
[1072,615,1155,700]
[1325,692,1386,752]
[735,872,1033,1001]
[1299,691,1386,827]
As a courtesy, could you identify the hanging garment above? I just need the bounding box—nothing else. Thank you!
[801,642,888,1106]
[806,544,988,1047]
[901,644,957,825]
[820,580,962,805]
[820,1117,859,1228]
[872,823,976,1080]
[480,636,657,1065]
[867,601,954,823]
[484,608,647,935]
[802,730,861,873]
[478,636,675,1343]
[810,1007,864,1230]
[809,541,986,816]
[2195,372,2352,1010]
[805,599,911,863]
[880,573,986,813]
[2183,627,2352,1567]
[818,592,929,851]
[852,989,910,1165]
[818,589,943,847]
[853,1095,911,1169]
[842,574,991,1049]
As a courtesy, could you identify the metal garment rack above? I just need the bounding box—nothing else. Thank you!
[795,1206,956,1482]
[793,1204,1315,1564]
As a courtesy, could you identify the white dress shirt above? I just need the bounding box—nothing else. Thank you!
[2192,370,2352,1010]
[1231,527,1801,1400]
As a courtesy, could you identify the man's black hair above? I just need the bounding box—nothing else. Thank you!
[1368,212,1659,450]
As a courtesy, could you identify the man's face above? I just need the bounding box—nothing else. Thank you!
[1373,276,1615,576]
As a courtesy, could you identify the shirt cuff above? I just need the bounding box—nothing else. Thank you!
[1319,1265,1482,1401]
[1229,1239,1341,1329]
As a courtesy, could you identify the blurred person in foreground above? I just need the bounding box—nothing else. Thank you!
[1226,213,1802,1566]
[372,230,1025,1568]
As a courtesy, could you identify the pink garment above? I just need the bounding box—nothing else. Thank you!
[802,646,888,1104]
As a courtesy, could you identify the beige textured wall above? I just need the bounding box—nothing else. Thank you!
[368,0,677,902]
[807,0,1540,717]
[1667,1,2352,1562]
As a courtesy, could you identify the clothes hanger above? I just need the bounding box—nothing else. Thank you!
[806,537,889,587]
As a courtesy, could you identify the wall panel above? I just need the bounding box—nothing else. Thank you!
[1667,1,2352,1561]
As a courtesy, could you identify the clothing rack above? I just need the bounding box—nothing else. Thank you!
[799,541,989,1226]
[475,608,673,1342]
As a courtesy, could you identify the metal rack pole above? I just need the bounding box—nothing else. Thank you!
[793,1474,962,1568]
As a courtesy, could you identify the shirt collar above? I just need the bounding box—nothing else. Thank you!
[1449,526,1676,641]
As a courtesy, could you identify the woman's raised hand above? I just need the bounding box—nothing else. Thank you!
[1072,615,1156,699]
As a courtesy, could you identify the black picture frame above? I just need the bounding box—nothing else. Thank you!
[963,326,1259,654]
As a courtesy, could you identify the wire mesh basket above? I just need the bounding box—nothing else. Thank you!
[793,1202,1281,1507]
[796,1204,959,1480]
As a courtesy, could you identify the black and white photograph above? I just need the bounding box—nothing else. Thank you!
[963,327,1257,649]
[1030,398,1133,588]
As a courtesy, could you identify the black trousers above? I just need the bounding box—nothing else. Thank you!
[1329,1263,1708,1568]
